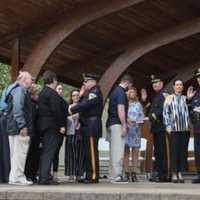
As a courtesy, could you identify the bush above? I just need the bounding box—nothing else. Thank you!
[0,63,11,95]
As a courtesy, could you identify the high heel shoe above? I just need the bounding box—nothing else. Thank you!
[172,178,178,183]
[178,178,185,183]
[124,172,130,182]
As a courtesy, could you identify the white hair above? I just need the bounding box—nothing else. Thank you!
[17,71,32,81]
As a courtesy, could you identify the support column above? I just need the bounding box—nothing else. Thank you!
[11,38,20,81]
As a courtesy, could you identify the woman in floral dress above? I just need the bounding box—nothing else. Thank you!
[124,87,144,182]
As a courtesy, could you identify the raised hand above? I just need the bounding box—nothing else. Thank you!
[141,88,148,102]
[187,86,196,100]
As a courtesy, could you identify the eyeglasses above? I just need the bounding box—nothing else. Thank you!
[72,94,79,97]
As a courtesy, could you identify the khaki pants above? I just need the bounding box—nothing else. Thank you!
[108,124,125,180]
[9,135,30,183]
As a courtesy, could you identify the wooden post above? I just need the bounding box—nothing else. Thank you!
[141,120,153,172]
[11,38,20,81]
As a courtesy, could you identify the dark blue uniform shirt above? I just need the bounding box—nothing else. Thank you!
[71,85,103,138]
[149,89,166,133]
[190,88,200,133]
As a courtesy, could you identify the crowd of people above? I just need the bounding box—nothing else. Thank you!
[0,68,200,185]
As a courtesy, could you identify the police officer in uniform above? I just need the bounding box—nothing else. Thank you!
[69,73,103,184]
[149,75,170,182]
[187,68,200,183]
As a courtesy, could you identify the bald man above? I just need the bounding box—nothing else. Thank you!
[7,71,34,185]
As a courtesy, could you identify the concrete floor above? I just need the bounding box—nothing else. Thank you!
[0,179,200,200]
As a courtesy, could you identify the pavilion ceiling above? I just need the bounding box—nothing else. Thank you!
[0,0,200,88]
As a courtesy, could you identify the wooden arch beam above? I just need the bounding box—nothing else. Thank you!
[99,18,200,100]
[165,62,200,92]
[22,0,145,76]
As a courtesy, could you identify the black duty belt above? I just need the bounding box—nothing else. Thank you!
[87,116,101,120]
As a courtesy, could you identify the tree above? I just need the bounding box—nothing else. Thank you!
[0,63,11,95]
[0,62,75,100]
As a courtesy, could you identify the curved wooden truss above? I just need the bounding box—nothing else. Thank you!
[22,0,145,76]
[99,18,200,100]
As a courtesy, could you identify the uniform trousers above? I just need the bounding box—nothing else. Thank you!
[39,129,63,182]
[153,132,168,178]
[76,135,85,177]
[83,136,99,181]
[9,135,30,183]
[194,132,200,174]
[171,131,189,172]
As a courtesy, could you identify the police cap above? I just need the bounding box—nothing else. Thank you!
[82,73,99,82]
[150,74,163,84]
[194,68,200,78]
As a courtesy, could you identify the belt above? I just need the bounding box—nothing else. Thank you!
[87,116,101,120]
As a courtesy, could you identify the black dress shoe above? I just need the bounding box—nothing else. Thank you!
[76,178,85,183]
[178,179,185,183]
[149,175,159,182]
[83,179,99,184]
[172,179,178,183]
[192,178,200,184]
[38,179,59,185]
[159,176,171,183]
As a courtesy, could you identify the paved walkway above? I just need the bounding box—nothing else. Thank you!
[0,181,200,200]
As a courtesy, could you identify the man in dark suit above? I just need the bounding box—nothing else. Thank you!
[38,70,68,185]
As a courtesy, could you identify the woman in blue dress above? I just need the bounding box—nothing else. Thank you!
[124,87,144,182]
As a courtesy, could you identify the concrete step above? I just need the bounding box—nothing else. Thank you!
[0,181,200,200]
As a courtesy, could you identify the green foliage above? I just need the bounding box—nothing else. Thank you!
[0,62,75,101]
[0,63,11,94]
[62,84,75,102]
[36,76,76,101]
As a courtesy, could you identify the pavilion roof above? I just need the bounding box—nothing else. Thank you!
[0,0,200,88]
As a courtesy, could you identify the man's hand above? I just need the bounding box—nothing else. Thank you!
[141,88,148,102]
[68,106,72,115]
[166,127,171,134]
[79,84,86,97]
[20,127,28,137]
[187,86,196,100]
[121,124,128,137]
[127,118,136,126]
[60,127,66,134]
[194,107,200,113]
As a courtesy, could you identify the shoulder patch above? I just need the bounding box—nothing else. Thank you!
[89,93,97,100]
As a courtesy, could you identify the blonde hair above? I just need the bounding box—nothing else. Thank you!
[127,87,138,101]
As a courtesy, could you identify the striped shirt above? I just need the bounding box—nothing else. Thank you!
[163,94,190,132]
